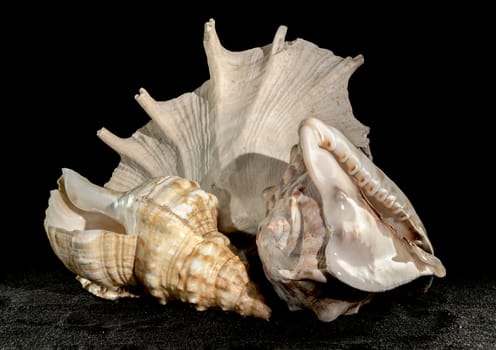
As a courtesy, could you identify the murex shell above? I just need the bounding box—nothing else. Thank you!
[97,18,370,235]
[256,118,446,321]
[45,169,270,319]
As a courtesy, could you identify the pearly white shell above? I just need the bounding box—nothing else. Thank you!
[97,19,370,235]
[257,118,445,321]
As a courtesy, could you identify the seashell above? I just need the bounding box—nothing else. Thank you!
[256,118,446,322]
[96,18,371,235]
[44,169,271,320]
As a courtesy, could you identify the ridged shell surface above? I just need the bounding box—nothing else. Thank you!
[97,19,370,234]
[45,169,270,319]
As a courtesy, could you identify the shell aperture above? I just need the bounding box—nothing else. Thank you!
[257,118,445,321]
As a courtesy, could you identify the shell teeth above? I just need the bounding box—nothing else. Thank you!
[339,152,350,162]
[392,202,405,214]
[364,178,380,196]
[384,194,397,208]
[375,188,389,201]
[356,168,371,187]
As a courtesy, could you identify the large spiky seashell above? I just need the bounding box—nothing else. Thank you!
[97,19,370,234]
[256,118,446,322]
[44,169,271,320]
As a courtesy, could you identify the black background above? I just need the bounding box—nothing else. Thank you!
[2,4,493,349]
[4,4,489,279]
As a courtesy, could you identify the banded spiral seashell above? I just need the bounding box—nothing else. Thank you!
[44,169,271,319]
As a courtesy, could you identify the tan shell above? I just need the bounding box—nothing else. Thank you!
[97,19,370,235]
[44,169,270,319]
[257,118,446,321]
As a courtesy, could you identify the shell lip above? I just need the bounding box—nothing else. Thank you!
[298,118,445,292]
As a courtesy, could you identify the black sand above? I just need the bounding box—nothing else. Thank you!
[1,268,494,349]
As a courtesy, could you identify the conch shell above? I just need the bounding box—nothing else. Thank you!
[97,19,370,235]
[257,118,446,321]
[44,169,270,319]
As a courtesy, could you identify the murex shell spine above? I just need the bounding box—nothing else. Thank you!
[44,18,445,321]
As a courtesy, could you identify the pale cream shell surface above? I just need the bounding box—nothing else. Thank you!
[97,19,370,235]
